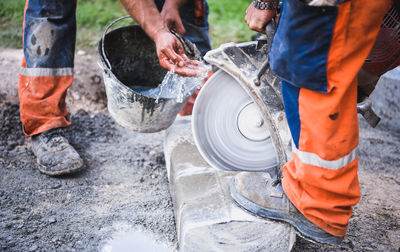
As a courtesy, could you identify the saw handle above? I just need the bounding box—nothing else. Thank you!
[254,20,277,86]
[265,19,277,51]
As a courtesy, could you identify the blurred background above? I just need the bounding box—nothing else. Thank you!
[0,0,255,51]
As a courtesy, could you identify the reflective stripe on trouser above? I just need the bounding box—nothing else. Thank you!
[19,0,76,136]
[274,0,392,237]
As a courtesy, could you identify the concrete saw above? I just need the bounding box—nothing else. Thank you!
[192,40,293,176]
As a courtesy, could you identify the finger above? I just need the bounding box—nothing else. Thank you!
[185,59,201,67]
[173,67,203,77]
[163,47,184,65]
[174,41,186,56]
[275,15,280,25]
[250,18,268,33]
[248,23,263,33]
[161,55,204,76]
[159,53,178,72]
[180,53,189,61]
[255,23,266,34]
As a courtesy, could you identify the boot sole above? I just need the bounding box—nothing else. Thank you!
[37,159,85,176]
[230,178,343,245]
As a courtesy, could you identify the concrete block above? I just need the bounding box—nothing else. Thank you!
[370,67,400,131]
[164,116,296,251]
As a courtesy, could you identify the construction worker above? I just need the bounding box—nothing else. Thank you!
[19,0,210,176]
[230,0,392,244]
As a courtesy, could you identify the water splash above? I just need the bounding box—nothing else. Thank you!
[132,63,211,103]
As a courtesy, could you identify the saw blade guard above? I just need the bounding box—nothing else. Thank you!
[192,41,292,176]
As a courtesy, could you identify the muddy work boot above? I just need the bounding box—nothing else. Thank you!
[230,172,344,245]
[31,128,84,176]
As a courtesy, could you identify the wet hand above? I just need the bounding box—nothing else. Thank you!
[154,31,204,77]
[245,3,276,34]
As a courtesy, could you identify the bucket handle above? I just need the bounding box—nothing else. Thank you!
[101,15,132,71]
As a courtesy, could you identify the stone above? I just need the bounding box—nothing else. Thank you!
[28,244,38,251]
[77,50,86,56]
[50,183,62,189]
[48,217,56,224]
[164,117,296,252]
[371,67,400,131]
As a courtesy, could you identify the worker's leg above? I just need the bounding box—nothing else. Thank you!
[273,0,392,237]
[231,0,392,243]
[19,0,84,176]
[19,0,77,137]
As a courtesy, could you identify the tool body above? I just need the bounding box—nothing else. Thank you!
[192,40,292,178]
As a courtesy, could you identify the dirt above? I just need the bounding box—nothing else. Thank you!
[0,106,177,252]
[0,47,399,252]
[0,48,176,252]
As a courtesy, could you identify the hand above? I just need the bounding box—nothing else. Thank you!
[154,31,204,76]
[161,2,186,35]
[245,3,277,34]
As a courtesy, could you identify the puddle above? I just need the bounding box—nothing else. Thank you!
[99,228,172,252]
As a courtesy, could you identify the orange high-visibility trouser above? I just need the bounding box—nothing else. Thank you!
[19,0,77,137]
[270,0,392,237]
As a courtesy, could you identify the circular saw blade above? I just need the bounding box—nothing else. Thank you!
[192,70,278,172]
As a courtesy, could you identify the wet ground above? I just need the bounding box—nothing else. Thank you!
[0,48,399,251]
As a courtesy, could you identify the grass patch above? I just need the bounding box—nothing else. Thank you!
[208,0,255,48]
[0,0,25,48]
[0,0,255,50]
[0,17,23,48]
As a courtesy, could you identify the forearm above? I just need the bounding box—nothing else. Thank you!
[163,0,187,10]
[119,0,167,41]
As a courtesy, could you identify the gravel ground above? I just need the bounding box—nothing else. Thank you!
[0,48,176,252]
[0,48,399,251]
[0,103,176,252]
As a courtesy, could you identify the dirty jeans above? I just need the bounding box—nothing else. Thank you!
[19,0,211,136]
[269,0,392,236]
